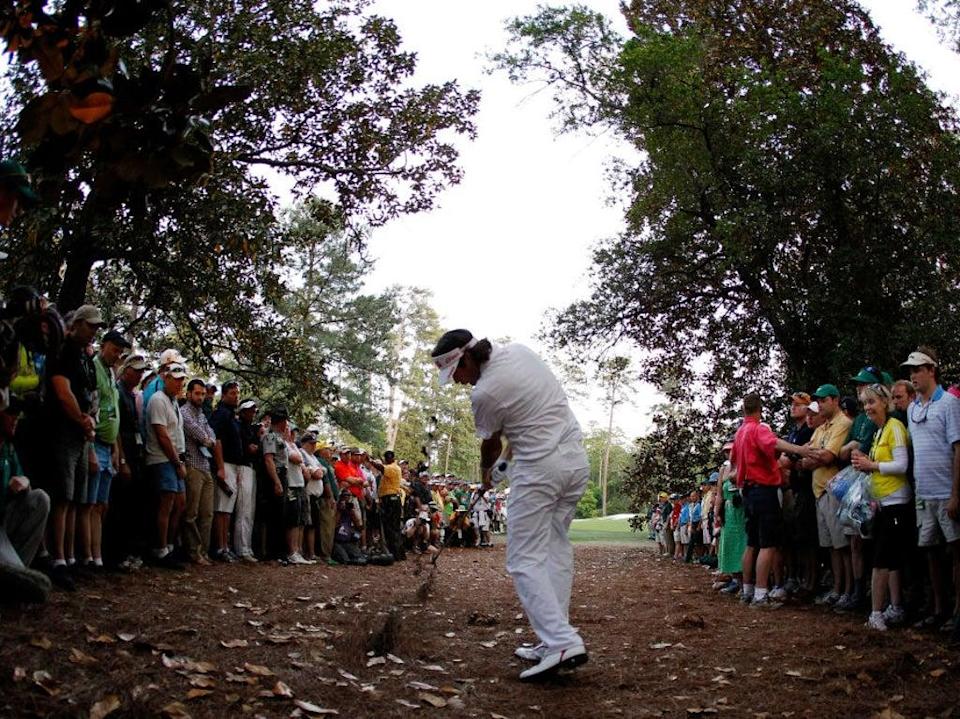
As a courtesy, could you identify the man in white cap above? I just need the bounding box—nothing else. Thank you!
[901,345,960,634]
[141,348,186,430]
[431,329,589,681]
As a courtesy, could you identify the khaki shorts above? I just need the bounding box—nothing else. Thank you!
[679,525,692,544]
[916,498,960,547]
[816,492,848,549]
[215,463,240,514]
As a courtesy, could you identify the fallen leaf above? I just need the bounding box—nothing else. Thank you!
[422,664,446,673]
[491,714,510,719]
[117,633,137,643]
[419,692,447,708]
[444,632,456,638]
[32,670,58,696]
[221,639,249,649]
[89,694,121,719]
[87,634,116,645]
[785,670,803,677]
[234,601,252,609]
[267,634,293,644]
[872,710,905,719]
[397,699,421,709]
[366,656,386,667]
[191,661,216,674]
[185,689,214,700]
[247,620,264,627]
[650,642,672,650]
[296,596,312,601]
[244,662,275,677]
[408,681,439,691]
[337,669,359,681]
[70,648,99,666]
[273,680,294,698]
[386,654,404,664]
[228,586,239,593]
[930,668,947,678]
[293,699,339,715]
[188,675,216,688]
[226,673,258,685]
[440,685,462,695]
[30,636,52,650]
[161,701,192,718]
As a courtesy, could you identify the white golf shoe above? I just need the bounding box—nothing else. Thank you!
[514,643,547,662]
[518,644,588,682]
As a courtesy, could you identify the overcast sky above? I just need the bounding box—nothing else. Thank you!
[361,0,960,440]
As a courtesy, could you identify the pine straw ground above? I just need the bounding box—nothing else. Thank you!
[1,544,958,719]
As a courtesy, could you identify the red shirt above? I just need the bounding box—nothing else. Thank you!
[732,416,780,488]
[334,459,364,499]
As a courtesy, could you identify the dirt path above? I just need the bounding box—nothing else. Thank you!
[1,546,957,718]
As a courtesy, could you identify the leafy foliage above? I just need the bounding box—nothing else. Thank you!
[494,0,960,408]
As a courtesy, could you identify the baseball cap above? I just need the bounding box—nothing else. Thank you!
[238,399,257,412]
[901,350,937,368]
[790,391,811,406]
[102,329,131,349]
[806,401,821,414]
[71,304,105,327]
[301,433,317,444]
[166,362,188,379]
[0,160,39,204]
[159,348,186,367]
[119,353,149,371]
[850,366,882,384]
[268,406,289,422]
[812,383,840,398]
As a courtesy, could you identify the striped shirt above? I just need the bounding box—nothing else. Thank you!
[908,386,960,500]
[181,402,216,473]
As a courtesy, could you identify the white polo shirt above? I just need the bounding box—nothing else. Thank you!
[470,343,582,463]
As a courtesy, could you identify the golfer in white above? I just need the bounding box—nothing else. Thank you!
[432,329,589,681]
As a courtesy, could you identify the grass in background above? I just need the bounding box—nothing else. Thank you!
[568,516,649,544]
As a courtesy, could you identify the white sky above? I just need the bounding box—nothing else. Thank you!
[361,0,960,441]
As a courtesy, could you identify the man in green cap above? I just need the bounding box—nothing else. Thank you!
[802,383,853,607]
[0,159,39,227]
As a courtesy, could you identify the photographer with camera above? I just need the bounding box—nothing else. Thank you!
[333,488,366,565]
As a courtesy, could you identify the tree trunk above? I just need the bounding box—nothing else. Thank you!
[601,387,616,517]
[57,247,96,313]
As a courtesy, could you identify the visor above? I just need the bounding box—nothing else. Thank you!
[433,338,477,385]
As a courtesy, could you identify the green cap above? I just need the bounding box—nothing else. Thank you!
[813,383,840,398]
[850,367,882,384]
[881,371,894,386]
[0,160,39,204]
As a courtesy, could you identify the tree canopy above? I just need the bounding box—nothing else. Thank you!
[494,0,960,406]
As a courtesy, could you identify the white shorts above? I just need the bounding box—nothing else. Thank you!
[917,498,960,547]
[816,492,848,549]
[673,528,681,543]
[215,463,240,514]
[679,525,691,544]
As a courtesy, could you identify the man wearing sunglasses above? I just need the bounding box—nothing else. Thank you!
[902,347,960,636]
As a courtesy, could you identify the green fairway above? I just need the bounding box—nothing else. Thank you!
[568,515,649,544]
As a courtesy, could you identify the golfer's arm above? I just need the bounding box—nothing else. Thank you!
[479,432,502,473]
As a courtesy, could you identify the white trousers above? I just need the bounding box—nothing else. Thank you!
[505,440,589,652]
[233,465,256,557]
[0,488,50,569]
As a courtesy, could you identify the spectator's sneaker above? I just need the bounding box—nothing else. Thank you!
[882,605,905,626]
[287,553,314,565]
[833,594,857,613]
[720,580,741,595]
[514,643,547,662]
[239,554,258,564]
[214,549,236,563]
[783,578,799,595]
[865,612,888,631]
[815,590,840,607]
[49,564,76,591]
[769,586,788,601]
[738,589,755,604]
[518,644,588,682]
[0,563,52,603]
[749,595,783,610]
[913,612,947,630]
[940,614,959,634]
[325,558,339,566]
[712,579,730,591]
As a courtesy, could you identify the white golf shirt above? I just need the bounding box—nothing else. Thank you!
[471,343,582,463]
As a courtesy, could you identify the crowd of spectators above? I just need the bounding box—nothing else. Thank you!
[651,351,960,646]
[0,299,506,603]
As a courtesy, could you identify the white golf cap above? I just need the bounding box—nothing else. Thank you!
[238,399,258,411]
[806,401,820,414]
[166,362,188,379]
[433,338,477,385]
[159,348,186,366]
[901,350,937,368]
